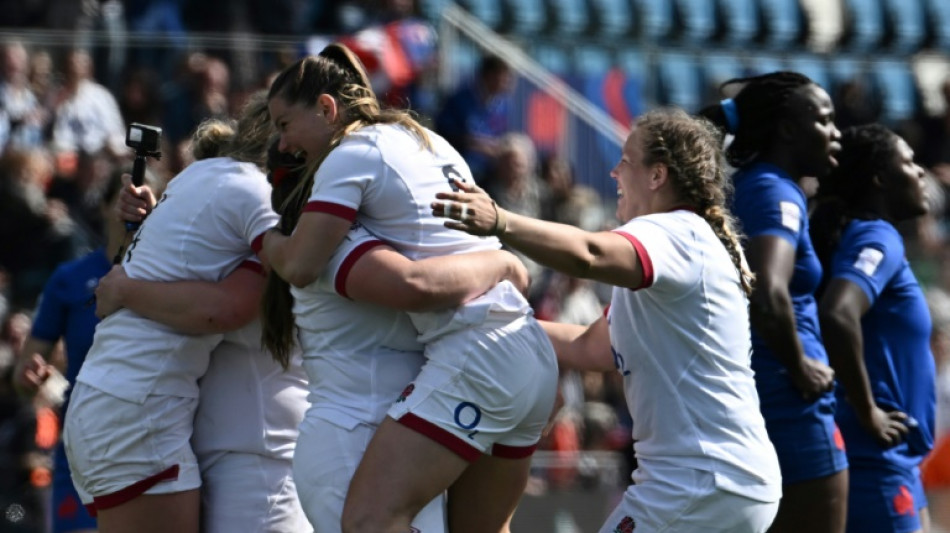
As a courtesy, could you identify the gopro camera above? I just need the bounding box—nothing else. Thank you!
[126,123,162,158]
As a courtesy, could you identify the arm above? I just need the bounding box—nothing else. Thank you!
[540,316,614,372]
[746,235,834,401]
[434,180,643,288]
[263,211,352,288]
[819,278,908,447]
[94,265,264,335]
[344,248,529,312]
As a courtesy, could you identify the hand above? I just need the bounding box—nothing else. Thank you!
[13,353,51,397]
[857,405,909,448]
[432,179,504,237]
[501,250,530,296]
[789,357,836,402]
[116,173,157,224]
[95,265,129,319]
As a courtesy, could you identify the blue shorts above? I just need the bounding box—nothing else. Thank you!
[52,442,96,533]
[762,400,848,484]
[847,463,926,533]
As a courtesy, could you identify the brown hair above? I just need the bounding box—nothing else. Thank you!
[261,43,430,366]
[637,108,755,296]
[189,91,272,168]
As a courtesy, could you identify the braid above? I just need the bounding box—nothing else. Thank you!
[705,205,755,297]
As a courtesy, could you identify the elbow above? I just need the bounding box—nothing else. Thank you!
[397,274,443,312]
[283,265,319,289]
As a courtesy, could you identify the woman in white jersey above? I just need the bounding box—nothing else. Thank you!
[262,44,559,533]
[262,146,530,532]
[62,93,277,533]
[437,109,782,533]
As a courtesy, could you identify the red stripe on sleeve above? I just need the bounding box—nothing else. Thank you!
[251,232,267,255]
[335,240,386,298]
[613,231,654,290]
[302,201,358,222]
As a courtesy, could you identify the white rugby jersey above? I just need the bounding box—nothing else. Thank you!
[191,318,308,462]
[292,223,427,429]
[306,124,530,342]
[608,209,781,502]
[77,157,279,403]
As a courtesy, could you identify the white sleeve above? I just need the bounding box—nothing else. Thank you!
[221,168,280,254]
[322,223,386,297]
[618,217,698,293]
[308,136,384,211]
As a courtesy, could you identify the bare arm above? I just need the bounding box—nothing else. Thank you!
[344,248,529,312]
[540,316,614,372]
[746,234,834,401]
[434,180,643,288]
[94,265,264,335]
[263,211,352,288]
[819,277,908,447]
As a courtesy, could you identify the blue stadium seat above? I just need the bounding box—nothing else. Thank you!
[504,0,547,35]
[632,0,676,42]
[744,55,786,78]
[588,0,635,38]
[655,52,703,112]
[676,0,718,44]
[872,60,918,123]
[548,0,590,35]
[701,53,746,97]
[459,0,505,30]
[842,0,885,51]
[617,49,653,111]
[881,0,926,53]
[419,0,451,22]
[533,42,571,75]
[574,45,614,77]
[718,0,760,45]
[757,0,804,48]
[926,0,950,51]
[787,55,831,90]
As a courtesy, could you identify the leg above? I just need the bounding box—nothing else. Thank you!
[448,454,532,533]
[768,469,848,533]
[341,417,468,533]
[96,489,200,533]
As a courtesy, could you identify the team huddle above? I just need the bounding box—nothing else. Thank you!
[14,43,935,533]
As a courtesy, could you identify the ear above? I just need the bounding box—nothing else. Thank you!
[650,163,669,190]
[776,117,797,141]
[317,93,339,123]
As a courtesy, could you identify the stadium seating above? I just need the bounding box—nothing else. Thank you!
[787,55,831,90]
[655,52,703,112]
[926,0,950,51]
[881,0,926,53]
[675,0,718,44]
[588,0,636,38]
[631,0,675,42]
[757,0,805,49]
[872,59,919,123]
[548,0,591,36]
[718,0,760,46]
[841,0,886,51]
[504,0,547,35]
[459,0,506,31]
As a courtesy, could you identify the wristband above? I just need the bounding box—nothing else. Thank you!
[491,201,507,237]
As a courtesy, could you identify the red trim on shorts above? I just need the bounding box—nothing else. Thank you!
[335,240,385,298]
[237,260,264,276]
[603,304,610,317]
[613,231,654,289]
[86,464,180,516]
[492,442,538,459]
[251,232,266,255]
[302,201,358,222]
[397,413,482,462]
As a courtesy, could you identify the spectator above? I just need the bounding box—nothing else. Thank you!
[50,49,126,158]
[0,41,46,152]
[435,54,514,183]
[539,153,605,231]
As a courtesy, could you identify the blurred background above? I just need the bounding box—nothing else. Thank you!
[4,1,950,531]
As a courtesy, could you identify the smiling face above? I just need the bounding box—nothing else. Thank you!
[611,128,658,222]
[882,136,928,221]
[784,84,842,178]
[268,95,335,164]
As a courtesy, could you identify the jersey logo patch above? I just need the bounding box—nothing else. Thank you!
[779,201,800,231]
[893,485,915,516]
[613,516,636,532]
[853,247,884,277]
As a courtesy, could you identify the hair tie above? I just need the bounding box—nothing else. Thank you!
[720,98,739,134]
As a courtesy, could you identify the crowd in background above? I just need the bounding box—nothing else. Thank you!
[6,0,950,531]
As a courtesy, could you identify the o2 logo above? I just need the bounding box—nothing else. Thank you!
[606,313,630,376]
[454,401,482,440]
[442,164,467,191]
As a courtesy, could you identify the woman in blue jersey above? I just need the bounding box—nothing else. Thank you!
[699,71,846,533]
[812,124,935,533]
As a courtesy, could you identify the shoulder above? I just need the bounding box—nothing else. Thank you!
[841,219,903,252]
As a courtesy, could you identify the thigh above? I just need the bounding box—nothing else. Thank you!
[769,469,848,533]
[202,453,310,533]
[448,454,533,533]
[96,489,199,533]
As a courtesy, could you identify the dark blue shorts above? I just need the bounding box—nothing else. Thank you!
[847,463,925,533]
[52,443,96,533]
[763,402,849,484]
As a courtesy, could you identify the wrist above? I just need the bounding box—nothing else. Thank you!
[491,202,508,237]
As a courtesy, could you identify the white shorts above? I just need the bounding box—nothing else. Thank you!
[63,383,201,511]
[293,414,446,533]
[200,451,311,533]
[599,463,780,533]
[387,316,559,462]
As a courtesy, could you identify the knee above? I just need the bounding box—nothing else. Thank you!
[340,502,384,533]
